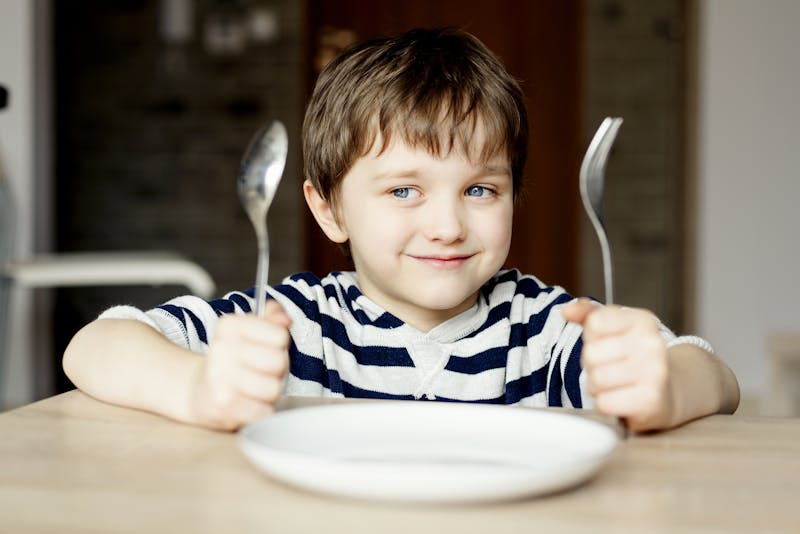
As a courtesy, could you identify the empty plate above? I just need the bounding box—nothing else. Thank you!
[238,400,618,503]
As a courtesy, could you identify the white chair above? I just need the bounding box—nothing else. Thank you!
[4,252,215,298]
[1,85,215,398]
[0,178,216,397]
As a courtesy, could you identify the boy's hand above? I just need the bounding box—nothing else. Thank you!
[561,299,674,432]
[190,300,291,431]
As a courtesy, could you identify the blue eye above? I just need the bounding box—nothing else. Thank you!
[466,185,491,197]
[391,187,417,199]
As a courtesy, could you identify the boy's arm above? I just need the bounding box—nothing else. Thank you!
[63,301,291,431]
[664,343,740,427]
[63,318,207,424]
[561,299,740,432]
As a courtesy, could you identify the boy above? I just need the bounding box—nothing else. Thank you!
[63,28,739,432]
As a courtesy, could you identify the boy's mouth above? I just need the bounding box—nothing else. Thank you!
[408,254,475,270]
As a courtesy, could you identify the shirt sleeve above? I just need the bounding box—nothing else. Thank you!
[97,293,231,354]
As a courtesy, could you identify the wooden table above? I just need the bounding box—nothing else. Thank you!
[1,391,799,533]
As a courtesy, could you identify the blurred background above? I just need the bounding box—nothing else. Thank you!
[1,0,798,415]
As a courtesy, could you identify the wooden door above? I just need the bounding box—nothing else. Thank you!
[303,0,582,292]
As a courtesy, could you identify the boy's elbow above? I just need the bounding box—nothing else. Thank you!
[62,322,90,385]
[719,362,741,415]
[62,319,107,387]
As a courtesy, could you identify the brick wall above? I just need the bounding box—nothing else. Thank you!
[582,0,686,331]
[52,0,305,389]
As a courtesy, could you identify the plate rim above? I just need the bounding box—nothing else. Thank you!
[238,400,619,503]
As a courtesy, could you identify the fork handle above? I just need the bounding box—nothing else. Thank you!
[599,235,614,306]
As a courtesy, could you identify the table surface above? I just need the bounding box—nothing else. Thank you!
[1,391,799,533]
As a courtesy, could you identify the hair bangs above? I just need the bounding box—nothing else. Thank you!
[366,88,512,171]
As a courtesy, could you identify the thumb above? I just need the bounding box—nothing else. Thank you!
[560,298,596,325]
[263,299,292,328]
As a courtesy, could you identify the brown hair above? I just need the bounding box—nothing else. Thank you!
[302,27,528,204]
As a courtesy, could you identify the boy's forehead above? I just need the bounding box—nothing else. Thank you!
[363,117,509,165]
[365,134,508,168]
[354,134,511,183]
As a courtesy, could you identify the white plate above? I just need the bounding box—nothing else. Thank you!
[238,401,618,503]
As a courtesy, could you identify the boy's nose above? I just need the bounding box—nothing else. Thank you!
[422,199,467,243]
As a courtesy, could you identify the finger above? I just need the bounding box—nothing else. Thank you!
[585,359,639,395]
[234,367,284,403]
[583,333,668,392]
[218,396,277,431]
[263,300,291,327]
[239,346,290,376]
[217,314,291,348]
[560,298,597,325]
[583,306,659,341]
[581,335,631,369]
[592,382,665,421]
[582,306,633,339]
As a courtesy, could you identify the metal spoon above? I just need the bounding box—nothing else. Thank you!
[579,117,623,305]
[238,120,288,317]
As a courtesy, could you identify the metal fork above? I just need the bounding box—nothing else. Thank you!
[579,117,623,305]
[579,117,627,439]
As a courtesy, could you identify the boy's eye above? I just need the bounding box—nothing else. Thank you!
[466,185,493,197]
[390,187,420,199]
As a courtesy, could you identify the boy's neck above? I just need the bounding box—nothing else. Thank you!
[360,286,481,333]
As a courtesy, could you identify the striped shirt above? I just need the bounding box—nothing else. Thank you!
[99,269,677,408]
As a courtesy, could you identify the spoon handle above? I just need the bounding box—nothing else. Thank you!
[254,232,269,318]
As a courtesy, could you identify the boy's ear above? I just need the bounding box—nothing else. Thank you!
[303,179,348,243]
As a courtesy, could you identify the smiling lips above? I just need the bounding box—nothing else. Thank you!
[409,253,475,270]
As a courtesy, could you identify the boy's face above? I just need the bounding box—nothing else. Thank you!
[311,128,514,331]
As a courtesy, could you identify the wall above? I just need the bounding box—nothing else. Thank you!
[696,0,800,404]
[50,1,305,392]
[0,0,36,407]
[582,0,686,330]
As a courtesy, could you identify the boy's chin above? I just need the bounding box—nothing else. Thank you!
[410,291,479,313]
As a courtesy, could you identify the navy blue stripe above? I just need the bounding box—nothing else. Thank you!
[289,345,336,392]
[505,364,549,404]
[319,314,414,367]
[158,304,186,330]
[339,280,403,329]
[289,345,414,400]
[209,297,236,316]
[340,380,415,400]
[516,276,551,299]
[277,275,403,329]
[509,323,526,349]
[288,271,321,286]
[445,346,508,375]
[210,291,263,316]
[433,393,506,404]
[548,353,564,407]
[183,308,208,344]
[319,282,372,326]
[488,269,520,287]
[228,293,252,313]
[462,301,510,339]
[370,311,404,329]
[159,304,210,345]
[528,293,574,337]
[269,284,321,322]
[563,337,584,408]
[507,292,576,350]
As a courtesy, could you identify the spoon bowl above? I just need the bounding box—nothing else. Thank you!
[238,120,288,317]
